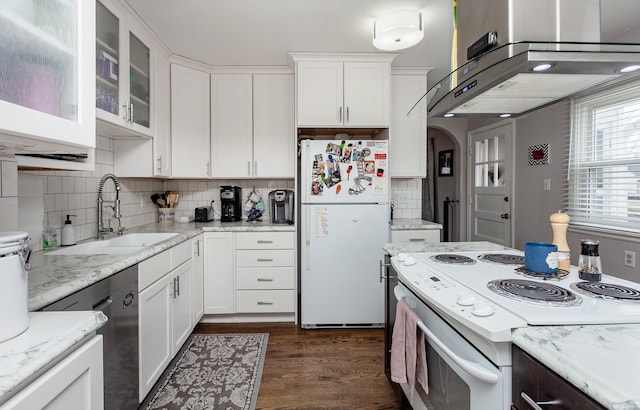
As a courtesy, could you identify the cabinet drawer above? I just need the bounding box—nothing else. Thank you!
[236,249,294,267]
[171,239,192,267]
[236,290,295,313]
[391,229,440,243]
[236,267,295,290]
[139,249,171,291]
[235,232,294,249]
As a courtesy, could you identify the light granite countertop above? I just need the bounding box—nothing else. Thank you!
[29,220,294,311]
[513,325,640,410]
[390,218,443,230]
[383,240,511,256]
[0,311,107,404]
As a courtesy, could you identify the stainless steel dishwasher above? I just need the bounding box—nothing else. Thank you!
[43,264,139,410]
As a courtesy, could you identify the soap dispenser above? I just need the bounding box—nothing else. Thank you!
[61,214,76,246]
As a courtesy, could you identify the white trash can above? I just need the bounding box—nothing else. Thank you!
[0,232,31,342]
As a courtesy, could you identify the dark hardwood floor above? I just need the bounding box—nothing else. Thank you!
[194,323,401,409]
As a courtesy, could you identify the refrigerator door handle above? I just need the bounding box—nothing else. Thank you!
[379,260,394,283]
[305,204,311,270]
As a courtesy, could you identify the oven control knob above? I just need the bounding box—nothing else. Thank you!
[472,301,495,317]
[403,256,417,266]
[456,292,477,306]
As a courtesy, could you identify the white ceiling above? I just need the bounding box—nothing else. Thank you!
[124,0,640,89]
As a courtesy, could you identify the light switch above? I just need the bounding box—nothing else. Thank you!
[543,179,551,191]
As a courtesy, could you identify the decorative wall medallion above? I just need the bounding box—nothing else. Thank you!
[528,144,549,165]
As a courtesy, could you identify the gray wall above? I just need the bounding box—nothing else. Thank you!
[429,118,469,240]
[436,101,640,283]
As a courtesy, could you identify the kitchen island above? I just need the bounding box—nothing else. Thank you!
[0,311,107,405]
[385,241,640,410]
[513,325,640,410]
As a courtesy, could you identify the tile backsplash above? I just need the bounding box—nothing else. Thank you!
[12,136,422,250]
[390,178,422,219]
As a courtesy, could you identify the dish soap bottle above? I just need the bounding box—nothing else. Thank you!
[550,210,571,272]
[43,225,58,250]
[61,214,76,246]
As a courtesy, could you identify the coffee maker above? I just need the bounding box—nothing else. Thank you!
[268,189,294,224]
[220,186,242,222]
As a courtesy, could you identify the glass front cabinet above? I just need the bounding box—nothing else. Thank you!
[0,0,96,150]
[96,0,153,138]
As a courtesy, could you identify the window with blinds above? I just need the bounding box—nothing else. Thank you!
[568,81,640,233]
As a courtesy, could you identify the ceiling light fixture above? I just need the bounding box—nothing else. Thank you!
[373,10,424,51]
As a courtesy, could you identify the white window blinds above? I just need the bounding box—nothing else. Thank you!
[568,81,640,233]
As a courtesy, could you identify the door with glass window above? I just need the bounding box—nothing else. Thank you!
[468,122,513,246]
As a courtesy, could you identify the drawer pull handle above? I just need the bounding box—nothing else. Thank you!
[257,278,274,282]
[257,258,274,262]
[257,240,273,244]
[520,392,562,409]
[257,301,274,305]
[409,238,426,242]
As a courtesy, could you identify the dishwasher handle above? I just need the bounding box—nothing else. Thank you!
[394,286,499,385]
[92,295,113,311]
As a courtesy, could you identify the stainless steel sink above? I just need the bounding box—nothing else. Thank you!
[47,233,179,255]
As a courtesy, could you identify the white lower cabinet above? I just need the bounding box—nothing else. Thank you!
[192,234,205,323]
[138,272,172,402]
[0,335,103,410]
[235,232,295,314]
[138,240,196,402]
[203,232,235,314]
[390,229,440,243]
[203,231,295,320]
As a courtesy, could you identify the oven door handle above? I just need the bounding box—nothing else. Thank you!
[394,286,499,385]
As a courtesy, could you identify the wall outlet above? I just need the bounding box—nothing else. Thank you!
[543,178,551,191]
[624,250,636,268]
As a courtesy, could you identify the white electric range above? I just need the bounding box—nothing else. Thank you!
[390,246,640,410]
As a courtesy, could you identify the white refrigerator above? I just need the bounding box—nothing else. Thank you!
[300,139,390,328]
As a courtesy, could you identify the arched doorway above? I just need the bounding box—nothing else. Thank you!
[423,126,461,241]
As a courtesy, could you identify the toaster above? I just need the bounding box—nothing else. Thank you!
[194,206,213,222]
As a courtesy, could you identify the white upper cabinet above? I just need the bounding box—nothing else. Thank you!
[113,44,172,178]
[171,63,211,178]
[211,71,294,178]
[253,74,295,178]
[0,0,96,153]
[152,46,172,176]
[291,54,395,128]
[96,0,153,138]
[210,74,253,178]
[389,69,429,178]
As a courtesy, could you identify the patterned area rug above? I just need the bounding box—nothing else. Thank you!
[141,334,269,410]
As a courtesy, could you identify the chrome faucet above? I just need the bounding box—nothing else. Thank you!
[97,173,125,238]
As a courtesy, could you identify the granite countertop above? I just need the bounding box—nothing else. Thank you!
[513,325,640,410]
[29,220,294,311]
[390,218,443,230]
[383,240,511,256]
[0,311,107,404]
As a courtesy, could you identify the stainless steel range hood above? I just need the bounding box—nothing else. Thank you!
[411,0,640,118]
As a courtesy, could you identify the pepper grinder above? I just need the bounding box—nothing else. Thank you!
[550,210,571,272]
[578,239,602,281]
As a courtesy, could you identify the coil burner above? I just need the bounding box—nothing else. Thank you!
[514,266,570,281]
[570,282,640,303]
[430,254,476,265]
[488,279,582,306]
[478,253,525,265]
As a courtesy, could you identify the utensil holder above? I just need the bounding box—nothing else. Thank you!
[158,208,175,224]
